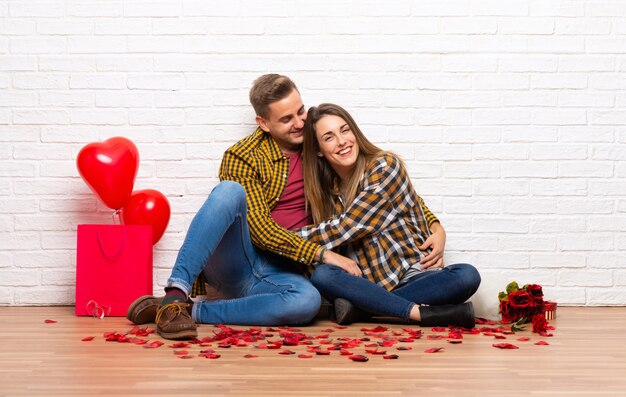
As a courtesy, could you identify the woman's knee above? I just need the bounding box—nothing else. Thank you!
[282,283,321,324]
[451,263,481,296]
[310,264,340,289]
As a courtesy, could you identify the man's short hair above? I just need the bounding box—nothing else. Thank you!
[249,74,298,119]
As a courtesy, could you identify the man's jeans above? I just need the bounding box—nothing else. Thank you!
[311,263,481,322]
[167,181,321,325]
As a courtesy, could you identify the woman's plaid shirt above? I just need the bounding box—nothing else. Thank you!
[296,154,439,291]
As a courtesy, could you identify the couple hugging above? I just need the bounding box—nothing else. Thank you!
[126,74,481,340]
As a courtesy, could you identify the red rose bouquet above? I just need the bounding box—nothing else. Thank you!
[498,281,545,324]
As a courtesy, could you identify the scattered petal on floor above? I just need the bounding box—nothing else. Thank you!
[535,341,550,346]
[492,343,519,349]
[424,347,444,353]
[383,354,399,359]
[348,355,369,362]
[44,319,57,324]
[81,336,95,342]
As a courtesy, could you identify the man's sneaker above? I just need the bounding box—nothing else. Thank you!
[126,295,163,324]
[155,302,198,340]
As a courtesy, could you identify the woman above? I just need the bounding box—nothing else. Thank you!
[296,103,481,328]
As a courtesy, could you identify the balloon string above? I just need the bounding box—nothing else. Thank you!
[112,209,123,225]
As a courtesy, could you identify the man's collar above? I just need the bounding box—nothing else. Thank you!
[258,127,295,161]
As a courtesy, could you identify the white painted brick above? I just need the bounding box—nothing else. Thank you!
[70,109,127,125]
[13,144,69,161]
[0,233,40,250]
[99,128,156,143]
[499,18,554,34]
[559,127,614,143]
[39,56,96,72]
[38,160,80,178]
[588,253,626,269]
[473,1,528,16]
[589,74,626,90]
[412,144,473,161]
[548,287,585,305]
[10,37,66,54]
[129,109,184,126]
[10,1,65,17]
[559,161,613,178]
[0,127,38,142]
[442,92,500,108]
[97,56,152,72]
[444,235,498,251]
[527,36,585,53]
[68,37,127,54]
[14,287,73,305]
[154,55,210,72]
[589,181,626,197]
[13,110,69,125]
[182,0,240,17]
[498,55,557,72]
[444,197,501,214]
[441,18,498,34]
[0,19,35,35]
[442,55,498,72]
[0,289,11,304]
[444,127,499,143]
[128,36,185,53]
[96,91,154,108]
[592,144,626,160]
[532,253,586,268]
[37,20,94,35]
[411,1,469,16]
[473,217,529,233]
[504,198,557,214]
[123,1,180,17]
[473,180,529,196]
[558,55,614,72]
[587,1,626,16]
[503,91,558,107]
[473,74,529,90]
[555,18,611,35]
[416,74,471,90]
[559,234,613,251]
[587,288,626,306]
[473,144,529,160]
[155,92,213,108]
[531,74,588,89]
[0,91,38,107]
[138,144,185,161]
[40,91,95,107]
[530,1,584,17]
[591,111,626,126]
[40,198,96,213]
[416,109,471,126]
[152,19,210,35]
[14,179,86,196]
[0,162,35,177]
[41,269,75,286]
[559,91,614,107]
[0,180,10,195]
[70,74,125,89]
[557,198,614,214]
[558,269,612,287]
[532,180,587,196]
[471,37,527,53]
[616,270,626,286]
[403,162,442,179]
[40,127,98,143]
[128,74,184,90]
[156,161,213,178]
[533,110,587,126]
[375,18,438,34]
[0,198,37,214]
[588,38,626,54]
[474,252,530,269]
[13,74,68,89]
[531,144,587,160]
[500,236,556,252]
[589,216,626,232]
[444,162,500,178]
[0,56,37,71]
[0,269,40,286]
[473,109,531,125]
[412,180,471,197]
[94,19,151,35]
[157,128,213,143]
[503,126,558,142]
[67,2,122,17]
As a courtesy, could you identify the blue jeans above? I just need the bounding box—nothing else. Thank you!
[311,263,481,322]
[167,181,321,326]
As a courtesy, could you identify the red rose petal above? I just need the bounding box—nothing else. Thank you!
[315,350,331,355]
[244,354,258,358]
[431,327,446,332]
[494,335,507,339]
[397,346,412,351]
[427,335,444,340]
[44,319,57,324]
[178,355,194,359]
[492,343,519,349]
[424,347,444,353]
[173,350,189,355]
[81,336,95,342]
[169,342,190,348]
[298,354,313,359]
[535,341,550,346]
[334,325,348,329]
[199,353,221,359]
[278,350,296,355]
[348,355,369,362]
[447,340,462,344]
[144,341,164,349]
[340,349,354,356]
[517,337,530,342]
[383,354,399,359]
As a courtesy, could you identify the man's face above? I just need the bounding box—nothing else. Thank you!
[256,89,306,153]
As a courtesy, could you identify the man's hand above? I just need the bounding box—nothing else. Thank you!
[321,249,362,277]
[419,221,446,270]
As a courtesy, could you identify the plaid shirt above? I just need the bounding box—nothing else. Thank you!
[296,154,439,291]
[191,127,319,297]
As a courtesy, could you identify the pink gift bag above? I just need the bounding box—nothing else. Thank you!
[75,224,153,317]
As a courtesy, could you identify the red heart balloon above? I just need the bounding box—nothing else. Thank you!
[77,137,139,210]
[121,189,170,245]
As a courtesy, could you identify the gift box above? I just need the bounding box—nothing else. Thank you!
[544,301,557,320]
[75,224,153,317]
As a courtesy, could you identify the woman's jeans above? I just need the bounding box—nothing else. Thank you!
[167,181,321,326]
[311,263,481,322]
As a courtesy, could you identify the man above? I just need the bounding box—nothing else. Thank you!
[126,74,362,339]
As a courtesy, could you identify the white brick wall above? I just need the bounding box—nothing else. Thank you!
[1,0,626,307]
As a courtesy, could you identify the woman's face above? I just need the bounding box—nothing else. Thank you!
[315,114,359,180]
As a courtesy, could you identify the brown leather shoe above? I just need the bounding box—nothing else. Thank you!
[155,302,198,340]
[126,295,163,325]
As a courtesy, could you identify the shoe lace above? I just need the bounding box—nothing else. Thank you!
[155,302,190,324]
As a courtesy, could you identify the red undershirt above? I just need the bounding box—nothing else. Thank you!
[271,151,312,230]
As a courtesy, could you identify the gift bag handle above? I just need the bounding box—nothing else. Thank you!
[96,227,127,260]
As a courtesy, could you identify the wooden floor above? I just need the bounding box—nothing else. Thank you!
[1,306,625,397]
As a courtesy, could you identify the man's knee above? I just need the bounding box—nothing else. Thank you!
[310,264,338,289]
[202,181,247,214]
[282,283,321,324]
[453,263,481,297]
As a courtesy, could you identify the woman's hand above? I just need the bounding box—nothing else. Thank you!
[418,221,446,270]
[321,249,362,277]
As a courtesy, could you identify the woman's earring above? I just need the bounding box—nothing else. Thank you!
[317,152,324,157]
